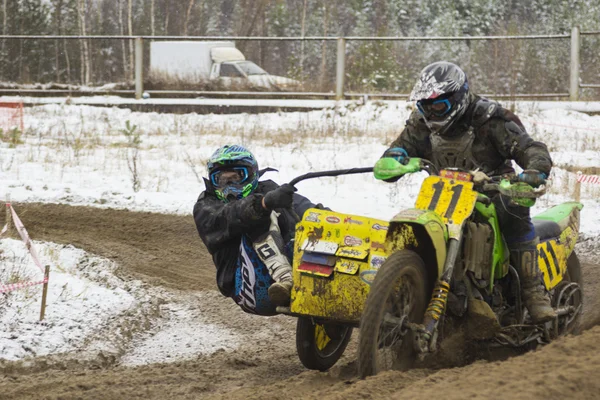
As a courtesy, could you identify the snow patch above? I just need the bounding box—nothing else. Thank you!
[120,300,238,366]
[0,239,239,364]
[0,239,135,360]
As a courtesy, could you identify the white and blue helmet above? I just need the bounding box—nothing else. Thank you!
[410,61,470,136]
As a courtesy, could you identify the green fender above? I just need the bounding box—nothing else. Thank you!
[385,208,448,280]
[474,200,510,286]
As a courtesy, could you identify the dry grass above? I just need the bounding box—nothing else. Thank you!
[13,104,599,203]
[0,244,38,312]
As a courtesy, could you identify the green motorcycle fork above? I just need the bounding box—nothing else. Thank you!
[423,197,508,339]
[474,197,509,290]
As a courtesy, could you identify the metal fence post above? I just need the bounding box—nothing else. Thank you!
[570,26,580,101]
[135,37,144,100]
[336,37,346,101]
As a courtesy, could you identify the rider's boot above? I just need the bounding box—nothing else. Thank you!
[511,238,557,323]
[253,211,293,307]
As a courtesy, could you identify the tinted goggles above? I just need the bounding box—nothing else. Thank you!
[210,167,249,187]
[416,98,452,118]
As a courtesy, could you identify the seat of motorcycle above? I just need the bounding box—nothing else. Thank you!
[533,219,562,241]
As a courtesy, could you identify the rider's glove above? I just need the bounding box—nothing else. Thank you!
[517,169,547,188]
[382,147,408,165]
[263,183,297,210]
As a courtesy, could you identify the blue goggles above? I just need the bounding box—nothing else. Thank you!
[416,98,452,118]
[210,166,249,188]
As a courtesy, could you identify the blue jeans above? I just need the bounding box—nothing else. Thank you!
[492,194,535,246]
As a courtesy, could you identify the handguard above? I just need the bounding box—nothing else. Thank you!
[374,157,421,181]
[498,179,547,207]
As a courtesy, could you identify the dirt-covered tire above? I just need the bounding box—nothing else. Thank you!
[295,317,353,371]
[358,250,429,379]
[559,251,583,334]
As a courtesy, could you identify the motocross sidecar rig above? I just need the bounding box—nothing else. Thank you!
[276,167,392,371]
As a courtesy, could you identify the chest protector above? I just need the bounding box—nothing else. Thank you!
[430,98,498,171]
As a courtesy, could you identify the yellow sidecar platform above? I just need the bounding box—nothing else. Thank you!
[290,208,389,324]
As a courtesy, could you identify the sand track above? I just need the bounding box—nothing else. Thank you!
[0,203,598,400]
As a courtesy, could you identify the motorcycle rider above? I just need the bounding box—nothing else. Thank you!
[193,144,318,313]
[375,61,556,323]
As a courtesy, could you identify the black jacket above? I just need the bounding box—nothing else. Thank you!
[193,178,316,297]
[389,93,553,176]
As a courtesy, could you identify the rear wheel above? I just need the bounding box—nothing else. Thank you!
[358,250,429,378]
[552,251,583,335]
[296,318,352,371]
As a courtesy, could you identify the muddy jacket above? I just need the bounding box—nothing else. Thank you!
[388,93,553,176]
[193,178,316,297]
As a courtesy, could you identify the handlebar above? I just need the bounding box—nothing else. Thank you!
[375,156,547,205]
[287,166,375,222]
[289,167,374,187]
[480,180,547,199]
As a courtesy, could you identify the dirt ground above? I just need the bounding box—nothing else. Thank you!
[1,202,599,400]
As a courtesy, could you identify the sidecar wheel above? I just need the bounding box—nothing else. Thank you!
[553,251,583,335]
[296,318,352,371]
[358,250,429,378]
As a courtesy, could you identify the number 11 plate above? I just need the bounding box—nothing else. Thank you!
[415,176,478,225]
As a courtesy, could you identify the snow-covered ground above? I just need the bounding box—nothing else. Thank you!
[0,100,599,364]
[0,238,238,363]
[1,100,599,231]
[0,238,137,360]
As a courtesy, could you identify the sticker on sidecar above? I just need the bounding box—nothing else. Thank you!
[372,223,389,231]
[301,239,338,254]
[305,212,321,223]
[326,216,341,224]
[344,235,363,246]
[336,247,369,260]
[335,259,361,274]
[360,270,377,285]
[370,241,386,252]
[301,252,337,266]
[370,255,386,269]
[343,216,363,225]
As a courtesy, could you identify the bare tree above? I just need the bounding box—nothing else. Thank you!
[372,0,388,35]
[1,0,6,77]
[118,0,127,79]
[183,0,195,36]
[77,0,91,84]
[128,0,133,80]
[164,2,169,35]
[320,2,329,90]
[239,0,268,36]
[236,0,269,54]
[53,0,64,82]
[300,0,308,82]
[150,0,155,36]
[62,7,72,83]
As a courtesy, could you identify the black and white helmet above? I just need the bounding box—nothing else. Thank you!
[410,61,470,136]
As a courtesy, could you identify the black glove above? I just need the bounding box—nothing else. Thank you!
[263,183,297,210]
[517,169,547,188]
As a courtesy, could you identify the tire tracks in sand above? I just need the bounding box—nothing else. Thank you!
[0,203,599,399]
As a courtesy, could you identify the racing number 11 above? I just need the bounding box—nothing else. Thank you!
[428,181,464,220]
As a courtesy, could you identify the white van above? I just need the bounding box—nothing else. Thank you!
[149,41,299,90]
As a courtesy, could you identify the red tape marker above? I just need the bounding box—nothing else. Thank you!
[0,203,49,294]
[576,172,600,184]
[0,278,48,294]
